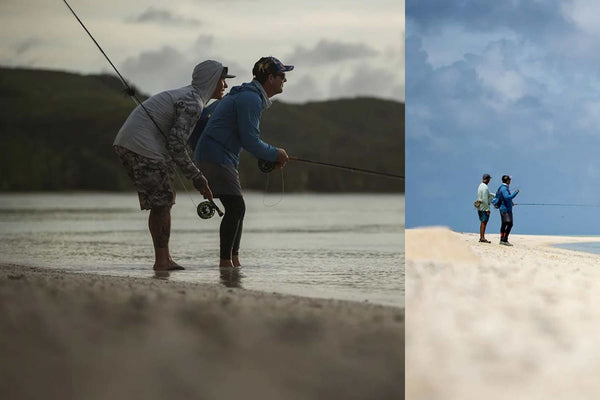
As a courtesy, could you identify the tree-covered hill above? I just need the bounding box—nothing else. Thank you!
[0,67,404,192]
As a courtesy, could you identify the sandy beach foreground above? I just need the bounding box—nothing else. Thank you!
[406,227,600,400]
[0,264,403,400]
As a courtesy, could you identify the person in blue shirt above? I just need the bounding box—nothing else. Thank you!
[193,56,292,268]
[497,175,520,246]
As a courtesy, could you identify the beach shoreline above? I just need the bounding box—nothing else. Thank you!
[0,263,404,400]
[406,227,600,400]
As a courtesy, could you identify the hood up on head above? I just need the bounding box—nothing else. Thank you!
[191,60,225,104]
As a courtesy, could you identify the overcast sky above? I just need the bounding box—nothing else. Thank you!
[0,0,404,103]
[406,0,600,235]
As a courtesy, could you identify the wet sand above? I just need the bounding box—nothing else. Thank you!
[0,263,404,400]
[406,227,600,400]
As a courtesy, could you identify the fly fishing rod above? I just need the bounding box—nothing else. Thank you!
[61,0,223,219]
[516,203,600,207]
[61,0,139,101]
[258,157,405,180]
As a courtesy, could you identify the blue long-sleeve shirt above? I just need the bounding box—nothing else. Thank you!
[498,183,518,213]
[193,80,279,168]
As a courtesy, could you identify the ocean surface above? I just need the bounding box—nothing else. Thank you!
[554,241,600,255]
[0,192,404,307]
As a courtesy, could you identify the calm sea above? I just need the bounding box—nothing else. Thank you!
[0,192,404,307]
[554,241,600,255]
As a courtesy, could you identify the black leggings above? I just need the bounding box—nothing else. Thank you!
[218,195,245,260]
[500,211,513,241]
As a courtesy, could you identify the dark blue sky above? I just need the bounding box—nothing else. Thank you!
[406,0,600,235]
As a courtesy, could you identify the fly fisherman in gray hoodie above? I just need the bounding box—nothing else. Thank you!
[113,60,235,271]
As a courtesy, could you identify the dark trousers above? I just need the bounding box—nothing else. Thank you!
[500,211,513,242]
[219,195,245,260]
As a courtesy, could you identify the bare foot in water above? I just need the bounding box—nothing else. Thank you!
[168,259,185,271]
[219,258,234,268]
[232,255,242,268]
[154,260,185,271]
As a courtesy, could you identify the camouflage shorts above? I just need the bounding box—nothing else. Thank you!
[114,146,176,210]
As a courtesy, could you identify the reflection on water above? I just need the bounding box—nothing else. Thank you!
[154,266,243,288]
[153,270,171,280]
[219,267,243,288]
[0,192,404,307]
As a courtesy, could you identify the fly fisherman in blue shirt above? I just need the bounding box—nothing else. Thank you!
[498,175,520,246]
[193,56,291,268]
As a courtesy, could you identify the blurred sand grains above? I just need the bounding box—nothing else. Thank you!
[406,227,600,400]
[0,264,403,400]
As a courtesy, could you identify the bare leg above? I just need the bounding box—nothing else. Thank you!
[480,221,487,240]
[149,206,184,271]
[219,258,235,268]
[231,219,243,267]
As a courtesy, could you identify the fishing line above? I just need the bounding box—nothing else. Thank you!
[258,157,404,180]
[61,0,215,218]
[516,203,600,207]
[290,157,405,180]
[262,168,285,207]
[257,155,403,207]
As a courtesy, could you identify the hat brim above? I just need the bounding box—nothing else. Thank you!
[222,74,236,78]
[280,65,294,72]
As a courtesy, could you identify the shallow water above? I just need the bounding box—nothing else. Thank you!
[0,192,404,307]
[554,240,600,255]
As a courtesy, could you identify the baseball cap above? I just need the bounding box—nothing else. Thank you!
[221,66,235,79]
[252,56,294,78]
[482,173,491,180]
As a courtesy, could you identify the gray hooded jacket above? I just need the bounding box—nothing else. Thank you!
[113,60,223,179]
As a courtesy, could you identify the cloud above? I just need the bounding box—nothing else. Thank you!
[407,35,557,151]
[119,39,402,103]
[120,45,247,95]
[191,35,215,53]
[330,63,402,101]
[14,38,42,55]
[121,46,195,92]
[287,39,378,66]
[281,74,324,103]
[129,7,201,26]
[407,0,569,38]
[561,0,600,36]
[282,37,402,102]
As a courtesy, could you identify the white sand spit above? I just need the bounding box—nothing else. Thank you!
[406,227,600,400]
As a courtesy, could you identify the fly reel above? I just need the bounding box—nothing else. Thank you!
[196,200,224,219]
[197,201,216,219]
[258,159,276,173]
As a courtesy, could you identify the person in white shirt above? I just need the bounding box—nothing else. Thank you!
[476,173,494,243]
